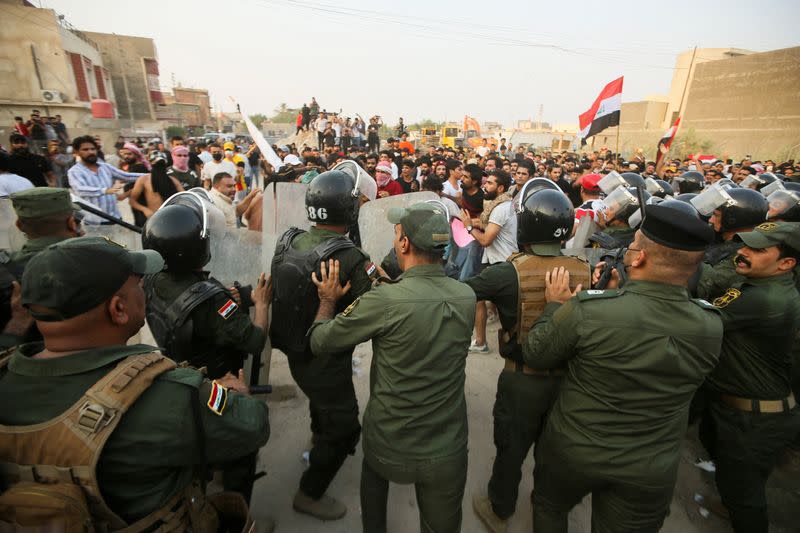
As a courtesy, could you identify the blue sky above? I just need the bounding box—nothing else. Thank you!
[40,0,800,127]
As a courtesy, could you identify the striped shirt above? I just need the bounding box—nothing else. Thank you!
[67,161,144,224]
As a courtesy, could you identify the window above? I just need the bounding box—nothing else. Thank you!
[68,52,89,101]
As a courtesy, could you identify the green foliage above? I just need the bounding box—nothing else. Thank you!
[670,127,715,159]
[269,102,298,124]
[249,114,268,129]
[407,118,442,130]
[165,125,187,139]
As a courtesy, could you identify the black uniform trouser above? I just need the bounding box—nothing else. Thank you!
[367,135,379,153]
[317,132,325,150]
[287,350,361,499]
[700,398,800,533]
[487,368,561,519]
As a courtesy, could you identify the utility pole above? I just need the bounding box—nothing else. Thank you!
[537,104,543,131]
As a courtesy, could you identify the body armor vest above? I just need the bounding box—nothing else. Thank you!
[510,252,591,342]
[143,277,224,362]
[704,240,741,266]
[0,352,197,531]
[270,228,357,354]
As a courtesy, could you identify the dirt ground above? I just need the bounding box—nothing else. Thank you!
[248,320,800,533]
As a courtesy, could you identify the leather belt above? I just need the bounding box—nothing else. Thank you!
[503,359,564,377]
[718,393,796,413]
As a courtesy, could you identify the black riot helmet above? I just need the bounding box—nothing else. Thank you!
[305,170,359,225]
[740,172,778,192]
[677,171,704,194]
[517,189,574,245]
[142,204,210,272]
[660,198,701,219]
[620,172,646,189]
[518,177,560,204]
[645,177,674,198]
[718,188,768,232]
[767,182,800,222]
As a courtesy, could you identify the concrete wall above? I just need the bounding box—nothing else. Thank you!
[681,46,800,160]
[663,48,753,130]
[0,2,118,145]
[620,101,668,132]
[84,32,159,123]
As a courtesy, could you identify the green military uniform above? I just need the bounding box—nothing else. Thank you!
[147,270,265,379]
[592,225,636,249]
[0,236,269,526]
[465,242,584,520]
[0,188,81,348]
[521,203,723,533]
[276,226,371,501]
[309,204,476,533]
[695,240,743,300]
[699,223,800,533]
[0,343,269,523]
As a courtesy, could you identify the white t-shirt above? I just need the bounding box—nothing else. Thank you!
[0,173,35,196]
[476,146,489,157]
[443,179,461,199]
[316,118,328,133]
[200,160,237,183]
[482,201,518,264]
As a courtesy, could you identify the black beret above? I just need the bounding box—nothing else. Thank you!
[640,204,714,251]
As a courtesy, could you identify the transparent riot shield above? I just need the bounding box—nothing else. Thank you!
[357,192,439,264]
[0,198,26,252]
[261,182,312,268]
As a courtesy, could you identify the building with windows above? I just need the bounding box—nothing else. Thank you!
[0,0,120,145]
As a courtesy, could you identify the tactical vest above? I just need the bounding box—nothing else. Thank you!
[270,227,359,354]
[510,252,591,342]
[0,352,200,531]
[144,277,224,362]
[704,240,741,266]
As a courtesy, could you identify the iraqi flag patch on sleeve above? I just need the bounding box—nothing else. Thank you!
[217,299,238,319]
[207,381,228,415]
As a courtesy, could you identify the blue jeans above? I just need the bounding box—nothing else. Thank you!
[456,240,484,281]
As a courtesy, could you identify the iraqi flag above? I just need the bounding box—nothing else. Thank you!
[578,76,624,145]
[656,116,681,165]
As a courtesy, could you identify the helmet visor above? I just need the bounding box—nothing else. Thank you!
[767,189,800,219]
[600,187,637,219]
[598,171,627,195]
[644,178,663,195]
[690,183,736,216]
[739,175,760,189]
[760,179,785,197]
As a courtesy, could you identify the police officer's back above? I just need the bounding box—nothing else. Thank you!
[466,188,590,530]
[0,237,269,530]
[269,169,372,520]
[522,204,721,532]
[142,199,268,379]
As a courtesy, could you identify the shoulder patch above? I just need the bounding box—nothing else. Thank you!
[217,299,238,319]
[341,297,360,316]
[207,381,228,415]
[577,289,623,301]
[712,288,741,308]
[756,222,778,232]
[691,298,720,312]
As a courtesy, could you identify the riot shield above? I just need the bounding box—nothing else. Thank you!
[357,192,439,264]
[261,182,311,267]
[0,198,26,252]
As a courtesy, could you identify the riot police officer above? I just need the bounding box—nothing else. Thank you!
[142,196,268,380]
[675,170,705,194]
[692,187,768,300]
[590,187,649,249]
[466,187,590,532]
[269,169,373,520]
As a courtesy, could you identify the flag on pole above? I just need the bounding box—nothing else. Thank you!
[656,116,680,165]
[230,97,284,175]
[578,76,624,145]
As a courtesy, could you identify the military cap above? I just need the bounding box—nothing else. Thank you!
[387,203,451,253]
[640,203,715,251]
[22,236,164,321]
[10,187,80,219]
[735,221,800,252]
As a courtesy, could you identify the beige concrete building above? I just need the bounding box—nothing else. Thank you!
[83,31,166,138]
[0,0,119,145]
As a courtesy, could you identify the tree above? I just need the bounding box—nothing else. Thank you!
[249,113,268,129]
[269,103,299,124]
[670,127,715,160]
[165,125,187,139]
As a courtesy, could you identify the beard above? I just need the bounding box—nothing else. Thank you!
[83,154,98,164]
[484,189,497,200]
